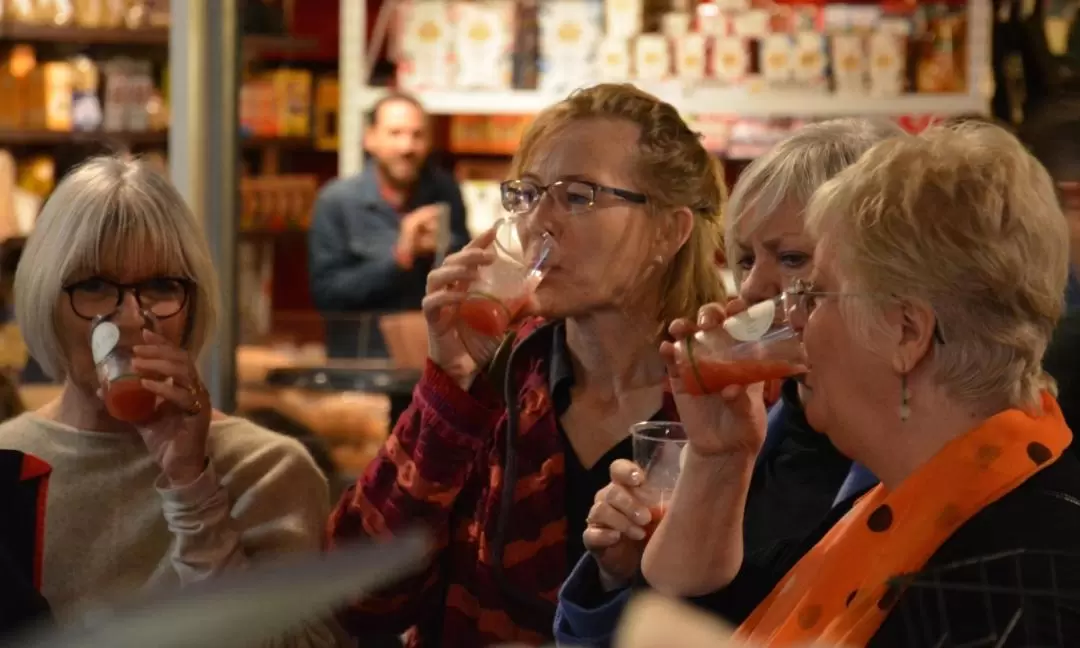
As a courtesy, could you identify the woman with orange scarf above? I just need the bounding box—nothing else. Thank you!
[642,122,1080,646]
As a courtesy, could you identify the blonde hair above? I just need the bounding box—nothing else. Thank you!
[511,83,727,327]
[14,155,220,381]
[726,118,904,283]
[806,122,1069,410]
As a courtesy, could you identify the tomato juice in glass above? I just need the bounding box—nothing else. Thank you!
[631,421,688,541]
[91,314,159,424]
[457,218,552,360]
[676,295,808,395]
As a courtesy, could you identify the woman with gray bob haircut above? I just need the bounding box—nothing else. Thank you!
[0,156,347,646]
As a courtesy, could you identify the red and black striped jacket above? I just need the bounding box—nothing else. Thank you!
[327,319,678,647]
[0,449,52,634]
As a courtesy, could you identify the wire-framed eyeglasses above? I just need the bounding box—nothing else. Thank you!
[62,276,195,321]
[500,178,648,217]
[785,279,946,343]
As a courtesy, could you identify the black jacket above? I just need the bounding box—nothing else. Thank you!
[0,450,52,638]
[689,451,1080,647]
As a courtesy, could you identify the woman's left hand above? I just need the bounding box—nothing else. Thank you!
[132,329,211,486]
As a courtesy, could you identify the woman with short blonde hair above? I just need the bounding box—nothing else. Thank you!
[640,122,1080,646]
[0,156,346,646]
[327,83,728,647]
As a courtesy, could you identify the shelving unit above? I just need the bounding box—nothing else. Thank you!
[338,0,994,177]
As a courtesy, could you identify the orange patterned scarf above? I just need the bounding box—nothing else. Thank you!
[735,391,1073,647]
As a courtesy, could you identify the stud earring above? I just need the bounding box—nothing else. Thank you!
[899,374,911,422]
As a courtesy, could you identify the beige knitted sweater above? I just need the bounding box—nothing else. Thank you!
[0,412,350,647]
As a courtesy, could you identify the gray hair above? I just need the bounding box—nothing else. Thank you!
[725,118,905,278]
[14,155,220,380]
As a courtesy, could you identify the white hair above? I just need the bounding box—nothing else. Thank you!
[725,118,905,279]
[806,121,1068,410]
[14,155,220,380]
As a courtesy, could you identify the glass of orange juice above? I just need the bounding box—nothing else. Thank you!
[674,294,808,395]
[457,217,553,361]
[631,421,688,539]
[91,313,159,424]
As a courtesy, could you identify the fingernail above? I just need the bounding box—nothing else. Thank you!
[634,508,651,525]
[630,470,643,485]
[627,526,646,541]
[697,312,709,327]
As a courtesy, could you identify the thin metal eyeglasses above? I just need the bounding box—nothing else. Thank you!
[785,279,945,344]
[62,276,194,321]
[500,178,648,216]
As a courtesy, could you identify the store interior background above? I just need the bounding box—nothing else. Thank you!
[0,0,1058,496]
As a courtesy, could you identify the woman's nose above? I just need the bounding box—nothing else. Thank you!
[113,291,144,327]
[739,260,782,306]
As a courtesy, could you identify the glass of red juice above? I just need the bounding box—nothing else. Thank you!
[630,421,688,539]
[675,295,808,396]
[457,217,553,361]
[91,313,159,424]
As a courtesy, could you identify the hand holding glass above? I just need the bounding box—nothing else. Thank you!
[674,295,808,395]
[457,218,552,360]
[631,421,689,539]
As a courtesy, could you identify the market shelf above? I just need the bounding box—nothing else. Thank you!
[352,86,990,119]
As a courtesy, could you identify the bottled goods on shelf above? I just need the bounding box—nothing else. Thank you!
[389,0,970,99]
[0,45,167,134]
[0,0,170,30]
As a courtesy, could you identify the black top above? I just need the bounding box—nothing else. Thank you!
[1044,308,1080,447]
[0,450,52,638]
[549,324,635,569]
[681,451,1080,647]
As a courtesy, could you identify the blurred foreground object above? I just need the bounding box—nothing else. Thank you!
[614,593,743,648]
[14,530,430,648]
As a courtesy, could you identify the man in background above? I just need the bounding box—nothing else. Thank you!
[309,92,470,359]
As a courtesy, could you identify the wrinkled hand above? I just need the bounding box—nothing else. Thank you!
[131,329,211,486]
[583,459,655,590]
[659,302,767,458]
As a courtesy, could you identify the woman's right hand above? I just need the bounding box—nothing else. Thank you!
[421,227,498,385]
[583,459,654,591]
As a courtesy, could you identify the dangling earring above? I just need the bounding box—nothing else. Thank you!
[899,374,912,422]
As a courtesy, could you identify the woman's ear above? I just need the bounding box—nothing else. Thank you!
[891,299,937,374]
[657,206,695,258]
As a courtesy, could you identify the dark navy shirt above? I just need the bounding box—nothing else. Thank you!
[307,161,470,358]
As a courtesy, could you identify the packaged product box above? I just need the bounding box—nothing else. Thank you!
[596,37,632,82]
[395,0,454,91]
[452,0,515,90]
[634,33,671,81]
[538,0,602,93]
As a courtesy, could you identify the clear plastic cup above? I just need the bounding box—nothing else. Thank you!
[91,312,159,424]
[674,294,808,395]
[631,421,688,538]
[457,217,553,361]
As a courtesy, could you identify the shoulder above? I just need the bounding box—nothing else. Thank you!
[0,413,51,451]
[207,417,329,507]
[314,174,365,207]
[936,454,1080,560]
[427,165,462,195]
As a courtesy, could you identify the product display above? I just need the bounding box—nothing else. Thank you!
[387,0,971,98]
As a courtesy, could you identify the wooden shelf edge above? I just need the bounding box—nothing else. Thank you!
[0,129,168,146]
[0,23,169,45]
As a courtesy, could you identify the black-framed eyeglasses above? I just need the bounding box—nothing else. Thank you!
[62,276,194,321]
[786,279,945,344]
[500,178,648,216]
